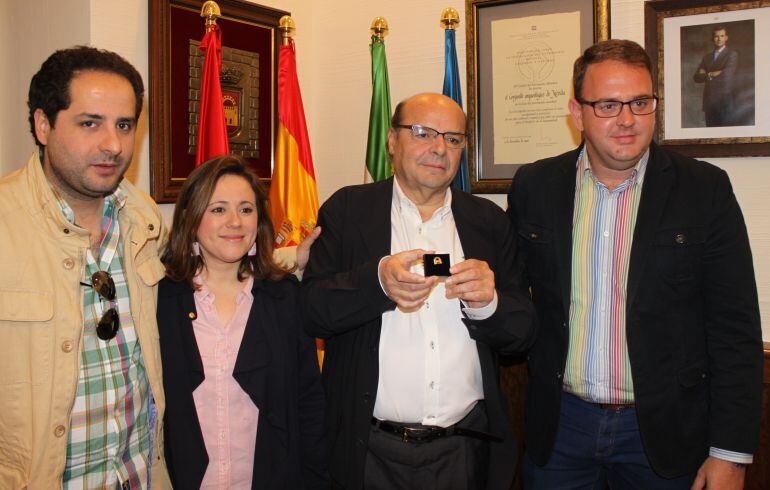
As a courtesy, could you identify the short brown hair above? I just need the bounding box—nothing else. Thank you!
[162,155,288,286]
[28,46,144,150]
[573,39,652,100]
[713,25,728,35]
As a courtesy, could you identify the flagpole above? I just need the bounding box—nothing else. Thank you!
[441,7,470,192]
[371,16,389,40]
[201,1,221,32]
[365,17,393,183]
[195,1,229,166]
[279,14,295,46]
[440,6,459,30]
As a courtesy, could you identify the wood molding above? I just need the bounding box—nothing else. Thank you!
[747,343,770,489]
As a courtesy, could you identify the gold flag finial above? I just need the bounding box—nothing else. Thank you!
[440,7,460,30]
[201,1,222,32]
[279,15,296,46]
[370,17,389,40]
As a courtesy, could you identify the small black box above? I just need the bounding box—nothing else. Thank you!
[423,253,451,277]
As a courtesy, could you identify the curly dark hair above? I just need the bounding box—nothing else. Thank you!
[27,45,144,149]
[162,155,289,287]
[573,40,652,101]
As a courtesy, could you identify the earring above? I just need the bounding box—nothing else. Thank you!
[192,242,200,256]
[248,242,257,256]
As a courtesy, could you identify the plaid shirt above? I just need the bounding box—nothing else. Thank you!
[51,187,153,489]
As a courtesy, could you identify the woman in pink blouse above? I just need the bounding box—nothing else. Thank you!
[158,155,327,489]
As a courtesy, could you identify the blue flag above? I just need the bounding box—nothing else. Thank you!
[442,28,470,192]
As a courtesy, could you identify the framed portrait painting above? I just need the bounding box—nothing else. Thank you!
[149,0,287,203]
[465,0,610,194]
[645,0,770,157]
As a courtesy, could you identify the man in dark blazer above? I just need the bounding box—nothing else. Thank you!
[693,25,739,126]
[301,93,536,489]
[507,39,762,489]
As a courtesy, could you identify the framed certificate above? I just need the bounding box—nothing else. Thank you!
[466,0,609,193]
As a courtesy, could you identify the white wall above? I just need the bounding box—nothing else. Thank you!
[2,0,768,340]
[0,0,90,177]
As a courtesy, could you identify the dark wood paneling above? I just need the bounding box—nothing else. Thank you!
[501,343,770,489]
[746,343,770,490]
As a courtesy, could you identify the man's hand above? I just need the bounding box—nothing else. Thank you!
[379,249,437,311]
[296,226,321,272]
[691,456,746,490]
[444,259,495,308]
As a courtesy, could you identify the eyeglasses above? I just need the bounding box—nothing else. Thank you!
[393,124,467,148]
[578,96,658,118]
[81,270,119,341]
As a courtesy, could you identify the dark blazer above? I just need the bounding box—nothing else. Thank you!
[158,275,328,489]
[506,143,763,478]
[300,178,537,489]
[693,47,738,125]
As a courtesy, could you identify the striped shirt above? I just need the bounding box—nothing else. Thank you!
[563,148,647,404]
[562,148,753,464]
[51,188,152,489]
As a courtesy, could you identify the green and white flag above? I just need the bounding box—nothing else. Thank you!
[365,35,393,182]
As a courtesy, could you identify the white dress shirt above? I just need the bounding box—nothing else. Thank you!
[373,178,497,427]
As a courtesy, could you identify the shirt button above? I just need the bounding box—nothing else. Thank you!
[429,381,435,389]
[61,340,74,353]
[63,228,70,234]
[603,231,609,237]
[429,341,435,350]
[62,258,75,270]
[54,425,66,437]
[148,223,155,231]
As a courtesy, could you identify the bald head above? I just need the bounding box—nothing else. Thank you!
[391,93,466,130]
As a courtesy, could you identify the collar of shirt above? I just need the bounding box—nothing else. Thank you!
[50,185,126,273]
[392,176,453,228]
[577,146,650,192]
[715,46,726,56]
[193,274,255,310]
[47,180,127,228]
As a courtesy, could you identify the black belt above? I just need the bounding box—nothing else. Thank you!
[594,401,635,410]
[371,418,502,444]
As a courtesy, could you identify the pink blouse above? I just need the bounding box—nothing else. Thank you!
[192,276,259,490]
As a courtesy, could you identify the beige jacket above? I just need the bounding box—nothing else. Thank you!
[0,153,171,489]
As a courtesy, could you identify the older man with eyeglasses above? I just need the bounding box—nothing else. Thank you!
[300,92,536,490]
[507,39,762,490]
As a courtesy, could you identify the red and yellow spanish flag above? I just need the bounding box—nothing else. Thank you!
[268,39,318,248]
[195,24,230,166]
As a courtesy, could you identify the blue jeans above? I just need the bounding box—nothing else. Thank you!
[524,393,696,489]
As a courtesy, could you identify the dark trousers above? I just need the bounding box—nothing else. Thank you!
[363,402,490,490]
[524,393,695,489]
